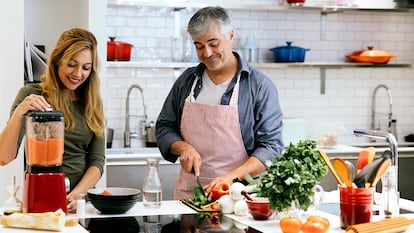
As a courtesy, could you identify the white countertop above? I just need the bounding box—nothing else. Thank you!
[0,224,88,233]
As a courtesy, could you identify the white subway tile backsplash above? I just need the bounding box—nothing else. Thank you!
[105,4,414,145]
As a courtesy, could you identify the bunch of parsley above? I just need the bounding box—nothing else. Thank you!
[256,140,328,211]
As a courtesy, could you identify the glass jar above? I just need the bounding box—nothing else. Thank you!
[143,158,162,208]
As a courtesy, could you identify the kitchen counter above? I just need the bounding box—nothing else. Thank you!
[3,193,414,232]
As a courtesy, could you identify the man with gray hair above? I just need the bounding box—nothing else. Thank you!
[156,6,284,200]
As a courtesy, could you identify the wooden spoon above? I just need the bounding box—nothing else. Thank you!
[367,158,391,188]
[318,149,345,187]
[333,158,354,188]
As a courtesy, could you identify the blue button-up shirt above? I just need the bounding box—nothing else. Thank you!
[156,53,284,167]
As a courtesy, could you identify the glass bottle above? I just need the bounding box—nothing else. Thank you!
[143,158,162,208]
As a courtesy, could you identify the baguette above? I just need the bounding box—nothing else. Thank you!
[0,209,66,231]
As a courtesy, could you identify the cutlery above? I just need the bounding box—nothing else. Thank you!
[192,168,207,197]
[318,149,345,187]
[333,157,354,188]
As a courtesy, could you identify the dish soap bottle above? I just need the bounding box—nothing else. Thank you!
[143,158,162,208]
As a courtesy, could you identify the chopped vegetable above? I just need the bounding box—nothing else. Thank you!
[100,189,112,195]
[211,183,230,201]
[184,186,209,208]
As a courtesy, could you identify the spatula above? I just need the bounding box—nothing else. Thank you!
[366,146,376,164]
[318,149,345,187]
[357,149,370,173]
[367,158,391,188]
[333,158,354,188]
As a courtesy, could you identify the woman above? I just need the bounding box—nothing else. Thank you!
[0,28,105,213]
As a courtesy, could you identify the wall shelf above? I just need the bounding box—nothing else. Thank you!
[107,61,412,69]
[107,0,412,12]
[107,61,412,94]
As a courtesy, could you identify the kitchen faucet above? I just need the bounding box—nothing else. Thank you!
[371,84,394,134]
[354,129,399,218]
[124,84,147,148]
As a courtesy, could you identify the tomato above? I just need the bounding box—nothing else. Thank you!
[210,202,219,210]
[302,215,330,233]
[279,216,302,233]
[211,183,230,201]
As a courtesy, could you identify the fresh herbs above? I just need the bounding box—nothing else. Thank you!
[256,140,328,211]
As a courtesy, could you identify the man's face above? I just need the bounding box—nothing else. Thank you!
[192,24,234,72]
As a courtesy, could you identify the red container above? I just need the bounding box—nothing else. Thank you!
[107,37,133,61]
[339,187,374,229]
[286,0,306,5]
[246,198,275,220]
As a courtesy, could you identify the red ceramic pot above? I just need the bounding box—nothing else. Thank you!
[107,37,133,61]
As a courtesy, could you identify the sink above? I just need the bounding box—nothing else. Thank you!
[106,147,160,155]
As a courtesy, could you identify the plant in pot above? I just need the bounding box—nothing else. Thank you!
[255,140,328,216]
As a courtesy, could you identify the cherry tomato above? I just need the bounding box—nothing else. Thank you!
[302,215,330,233]
[211,183,230,201]
[279,216,302,233]
[210,202,219,210]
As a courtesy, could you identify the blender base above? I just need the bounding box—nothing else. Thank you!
[23,172,67,213]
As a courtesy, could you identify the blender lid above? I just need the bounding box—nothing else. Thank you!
[27,111,63,122]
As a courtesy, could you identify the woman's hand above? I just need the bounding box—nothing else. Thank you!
[15,94,51,116]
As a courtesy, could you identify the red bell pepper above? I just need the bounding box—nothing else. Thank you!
[211,183,230,201]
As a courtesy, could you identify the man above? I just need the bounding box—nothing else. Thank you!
[156,6,284,199]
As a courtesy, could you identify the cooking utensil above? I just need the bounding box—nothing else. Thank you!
[353,150,391,188]
[318,149,345,187]
[107,36,133,61]
[366,146,375,164]
[345,160,356,181]
[357,149,369,173]
[367,158,391,188]
[269,41,310,62]
[333,158,354,188]
[345,216,414,233]
[192,168,207,198]
[346,46,396,64]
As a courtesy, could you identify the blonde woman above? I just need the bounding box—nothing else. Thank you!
[0,28,105,213]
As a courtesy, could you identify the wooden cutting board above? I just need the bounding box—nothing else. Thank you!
[180,199,219,212]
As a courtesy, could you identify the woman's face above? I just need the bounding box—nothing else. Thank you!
[57,49,92,91]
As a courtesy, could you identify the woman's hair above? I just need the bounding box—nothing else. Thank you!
[40,28,105,137]
[187,6,233,37]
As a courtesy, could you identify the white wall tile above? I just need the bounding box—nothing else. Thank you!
[105,4,414,146]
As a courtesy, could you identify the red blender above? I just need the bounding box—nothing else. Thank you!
[23,111,67,213]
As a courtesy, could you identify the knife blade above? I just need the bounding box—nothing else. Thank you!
[192,168,207,197]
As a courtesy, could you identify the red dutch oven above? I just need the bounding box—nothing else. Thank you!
[107,37,133,61]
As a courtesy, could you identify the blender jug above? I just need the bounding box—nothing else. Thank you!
[26,111,64,167]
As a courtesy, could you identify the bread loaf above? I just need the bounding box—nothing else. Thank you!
[0,209,66,231]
